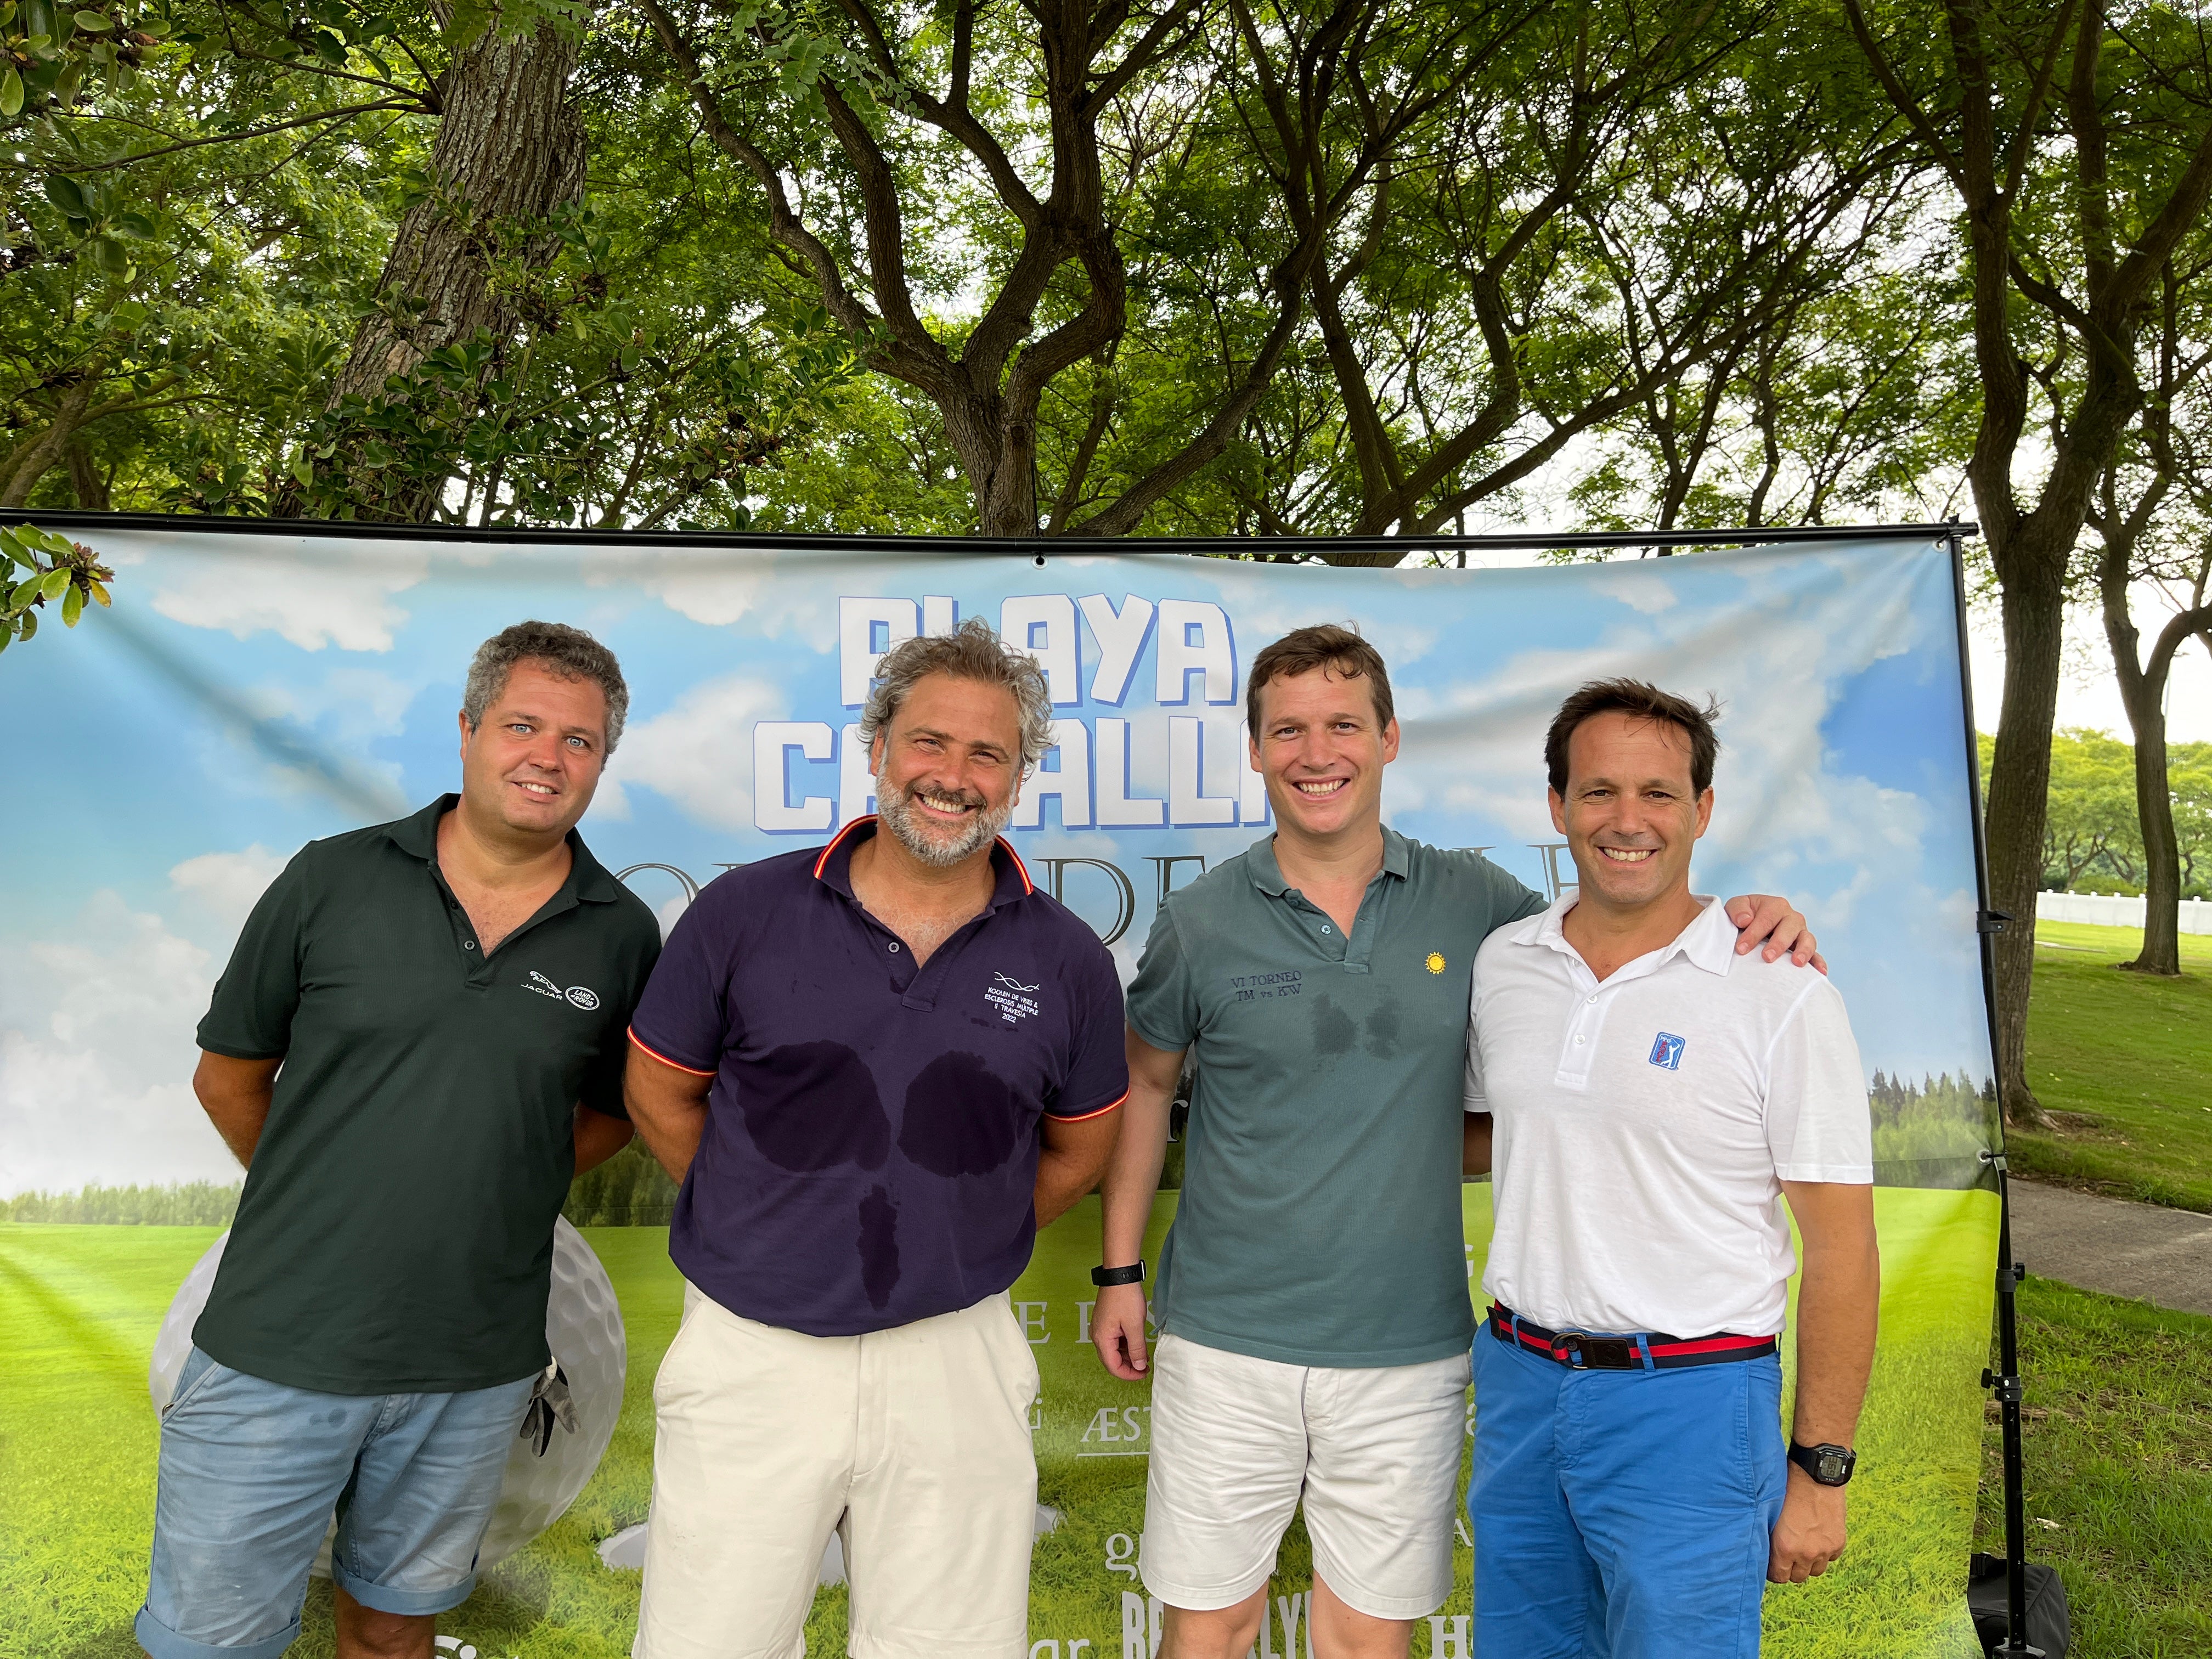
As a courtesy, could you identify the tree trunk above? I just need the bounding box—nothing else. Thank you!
[294,14,586,521]
[65,439,110,509]
[1981,543,2068,1127]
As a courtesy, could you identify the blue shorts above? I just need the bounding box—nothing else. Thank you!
[1469,1324,1786,1659]
[137,1347,537,1659]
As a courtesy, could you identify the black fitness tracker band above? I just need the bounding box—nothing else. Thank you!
[1091,1261,1146,1287]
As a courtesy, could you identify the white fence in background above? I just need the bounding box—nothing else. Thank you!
[2035,890,2212,934]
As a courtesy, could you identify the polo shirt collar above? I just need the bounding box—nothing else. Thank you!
[810,814,1035,911]
[1245,825,1412,897]
[1511,889,1735,975]
[381,793,624,904]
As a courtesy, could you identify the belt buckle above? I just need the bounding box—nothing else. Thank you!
[1552,1331,1637,1370]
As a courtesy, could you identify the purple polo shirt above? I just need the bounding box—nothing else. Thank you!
[629,816,1129,1336]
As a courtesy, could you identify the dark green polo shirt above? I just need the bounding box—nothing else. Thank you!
[193,796,661,1395]
[1126,828,1545,1368]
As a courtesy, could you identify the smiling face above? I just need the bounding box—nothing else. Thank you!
[1250,666,1399,847]
[456,661,610,844]
[870,671,1024,869]
[1549,709,1713,915]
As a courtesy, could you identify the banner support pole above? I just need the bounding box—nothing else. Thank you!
[1946,519,2045,1657]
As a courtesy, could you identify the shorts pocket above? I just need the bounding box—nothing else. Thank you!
[995,1297,1042,1413]
[162,1348,227,1420]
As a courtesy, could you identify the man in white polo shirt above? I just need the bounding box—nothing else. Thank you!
[1463,679,1879,1658]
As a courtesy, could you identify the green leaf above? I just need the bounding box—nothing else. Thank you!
[61,581,83,626]
[92,235,128,274]
[290,449,313,486]
[72,9,109,28]
[10,577,44,608]
[309,28,346,64]
[0,620,12,655]
[89,579,110,607]
[19,607,36,642]
[40,567,71,600]
[1,67,24,119]
[110,210,154,239]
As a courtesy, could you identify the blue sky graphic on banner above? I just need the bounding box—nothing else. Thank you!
[0,531,1993,1197]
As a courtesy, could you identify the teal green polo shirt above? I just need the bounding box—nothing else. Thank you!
[193,796,661,1394]
[1125,828,1545,1368]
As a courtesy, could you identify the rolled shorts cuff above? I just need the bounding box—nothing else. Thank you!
[330,1558,478,1618]
[1306,1545,1449,1623]
[1137,1560,1277,1615]
[136,1602,300,1659]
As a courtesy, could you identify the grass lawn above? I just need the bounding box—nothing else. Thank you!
[2007,920,2212,1212]
[1974,1275,2212,1656]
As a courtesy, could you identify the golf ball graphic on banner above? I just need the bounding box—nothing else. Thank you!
[148,1218,627,1570]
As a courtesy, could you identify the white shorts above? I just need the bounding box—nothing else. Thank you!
[636,1285,1041,1659]
[1139,1333,1469,1622]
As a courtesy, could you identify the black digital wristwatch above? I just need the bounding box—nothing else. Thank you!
[1788,1440,1857,1486]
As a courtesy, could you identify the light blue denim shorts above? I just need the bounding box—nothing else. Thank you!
[135,1347,537,1659]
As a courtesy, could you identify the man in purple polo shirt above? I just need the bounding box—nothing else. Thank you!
[623,619,1128,1659]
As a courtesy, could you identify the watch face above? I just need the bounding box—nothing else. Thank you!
[1818,1452,1849,1482]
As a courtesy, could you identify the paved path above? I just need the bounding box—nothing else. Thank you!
[2008,1180,2212,1317]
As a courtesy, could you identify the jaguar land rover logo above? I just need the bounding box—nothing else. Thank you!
[524,970,600,1011]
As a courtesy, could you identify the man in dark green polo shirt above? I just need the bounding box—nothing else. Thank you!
[1090,625,1819,1659]
[137,621,661,1659]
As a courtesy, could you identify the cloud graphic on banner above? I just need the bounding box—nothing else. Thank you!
[150,548,429,651]
[1390,557,1934,886]
[169,845,290,936]
[0,892,238,1195]
[590,549,839,647]
[606,674,787,830]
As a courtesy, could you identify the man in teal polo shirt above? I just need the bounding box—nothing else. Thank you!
[1090,625,1818,1659]
[138,622,660,1659]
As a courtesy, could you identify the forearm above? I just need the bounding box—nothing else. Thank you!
[572,1106,635,1175]
[202,1098,270,1166]
[1034,1143,1099,1231]
[1791,1236,1880,1444]
[629,1104,705,1183]
[1463,1111,1493,1177]
[193,1053,279,1168]
[1101,1084,1172,1266]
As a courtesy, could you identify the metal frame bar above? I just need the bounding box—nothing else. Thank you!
[13,507,1975,557]
[1944,522,2044,1658]
[20,504,2027,1639]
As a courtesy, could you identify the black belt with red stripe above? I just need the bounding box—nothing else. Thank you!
[1487,1302,1778,1372]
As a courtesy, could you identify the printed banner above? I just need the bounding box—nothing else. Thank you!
[0,529,2000,1657]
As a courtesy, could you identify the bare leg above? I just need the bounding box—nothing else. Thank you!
[1160,1585,1268,1658]
[1308,1575,1414,1659]
[334,1584,436,1659]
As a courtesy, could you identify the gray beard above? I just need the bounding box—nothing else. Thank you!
[874,774,1015,868]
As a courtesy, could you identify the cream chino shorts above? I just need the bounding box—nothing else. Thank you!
[1139,1333,1470,1622]
[635,1284,1041,1659]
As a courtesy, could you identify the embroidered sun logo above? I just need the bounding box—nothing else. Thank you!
[1424,951,1446,975]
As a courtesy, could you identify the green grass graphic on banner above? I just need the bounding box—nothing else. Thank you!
[1,1186,1993,1658]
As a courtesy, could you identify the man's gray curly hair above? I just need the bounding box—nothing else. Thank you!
[462,620,631,753]
[859,618,1054,776]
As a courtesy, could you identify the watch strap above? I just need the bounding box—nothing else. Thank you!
[1091,1261,1146,1287]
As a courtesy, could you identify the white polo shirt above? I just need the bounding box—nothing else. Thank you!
[1464,892,1872,1339]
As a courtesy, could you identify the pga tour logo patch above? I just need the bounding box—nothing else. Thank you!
[1649,1032,1686,1070]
